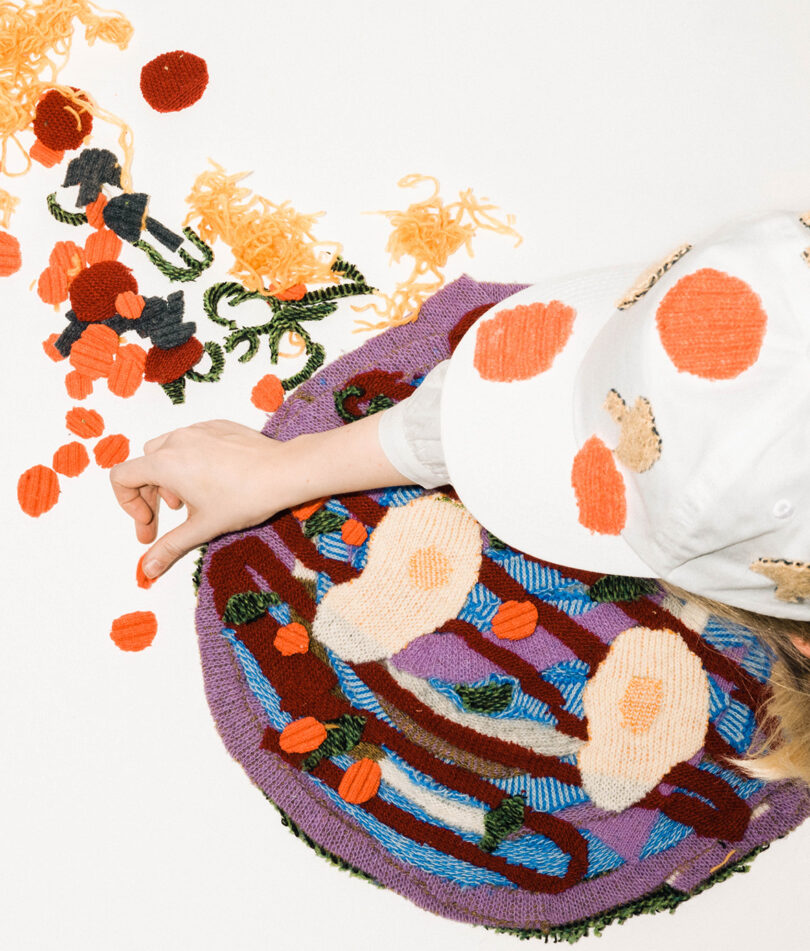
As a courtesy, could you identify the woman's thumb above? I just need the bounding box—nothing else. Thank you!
[141,518,211,579]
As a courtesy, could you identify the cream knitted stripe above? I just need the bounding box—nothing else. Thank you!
[386,663,583,757]
[311,494,482,663]
[578,627,710,812]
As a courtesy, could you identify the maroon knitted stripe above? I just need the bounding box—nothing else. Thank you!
[273,512,360,583]
[261,727,587,894]
[441,618,588,741]
[340,491,388,528]
[638,762,750,841]
[479,556,609,670]
[355,659,582,784]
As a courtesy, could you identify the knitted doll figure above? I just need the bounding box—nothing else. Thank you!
[111,209,810,791]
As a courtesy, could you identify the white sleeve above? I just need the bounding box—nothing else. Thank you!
[376,360,451,489]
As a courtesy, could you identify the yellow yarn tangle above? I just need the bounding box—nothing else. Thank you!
[0,186,19,227]
[0,0,134,182]
[183,160,343,296]
[354,174,522,331]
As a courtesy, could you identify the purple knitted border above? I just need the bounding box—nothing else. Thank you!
[194,275,810,929]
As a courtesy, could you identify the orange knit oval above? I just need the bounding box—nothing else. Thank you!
[274,622,310,656]
[338,758,382,804]
[85,227,122,265]
[29,139,63,168]
[93,433,130,469]
[110,611,157,652]
[49,240,85,275]
[473,299,576,382]
[42,333,65,362]
[571,435,626,535]
[491,600,539,640]
[107,349,145,398]
[69,324,119,379]
[279,716,327,753]
[0,231,22,276]
[115,290,145,320]
[341,518,368,546]
[65,407,104,438]
[251,373,285,412]
[85,194,107,230]
[37,263,69,305]
[52,441,89,477]
[65,370,94,400]
[17,464,60,517]
[656,268,767,379]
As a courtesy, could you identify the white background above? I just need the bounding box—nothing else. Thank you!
[2,1,810,948]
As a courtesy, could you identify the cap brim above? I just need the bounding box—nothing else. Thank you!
[441,265,657,577]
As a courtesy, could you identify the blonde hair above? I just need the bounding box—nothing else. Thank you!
[660,582,810,787]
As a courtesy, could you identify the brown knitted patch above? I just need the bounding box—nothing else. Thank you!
[616,244,692,310]
[750,558,810,603]
[603,389,662,473]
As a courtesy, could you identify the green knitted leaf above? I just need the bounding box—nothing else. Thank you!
[589,575,659,603]
[223,590,281,626]
[479,795,525,853]
[303,714,366,771]
[455,681,513,714]
[485,530,507,550]
[191,544,208,595]
[302,509,345,537]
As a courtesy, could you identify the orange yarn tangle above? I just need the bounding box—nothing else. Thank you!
[184,160,343,298]
[0,0,134,182]
[355,174,522,331]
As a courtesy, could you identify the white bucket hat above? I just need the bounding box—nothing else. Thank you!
[441,210,810,620]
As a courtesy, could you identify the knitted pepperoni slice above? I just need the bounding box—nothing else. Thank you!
[52,442,90,477]
[571,435,626,535]
[37,263,69,305]
[474,300,576,382]
[338,758,382,804]
[42,333,65,362]
[93,434,130,468]
[279,717,327,754]
[144,336,203,384]
[341,519,368,546]
[491,600,539,640]
[108,345,146,398]
[65,407,104,439]
[17,464,60,517]
[656,268,767,379]
[65,370,93,399]
[84,228,122,265]
[49,240,85,275]
[69,261,138,322]
[69,324,119,379]
[136,554,155,590]
[274,622,310,656]
[0,231,21,276]
[140,50,209,113]
[110,611,157,652]
[33,89,93,151]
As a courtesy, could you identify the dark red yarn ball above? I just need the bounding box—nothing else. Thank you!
[69,261,138,323]
[144,337,204,384]
[33,89,93,151]
[140,51,209,113]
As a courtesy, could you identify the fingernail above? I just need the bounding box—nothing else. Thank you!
[143,560,162,579]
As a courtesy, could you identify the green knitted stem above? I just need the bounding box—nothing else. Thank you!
[281,340,326,391]
[302,509,345,538]
[185,341,225,383]
[161,377,186,404]
[137,227,214,282]
[223,590,281,626]
[302,715,366,771]
[479,795,525,853]
[47,193,87,226]
[589,575,660,604]
[203,281,264,330]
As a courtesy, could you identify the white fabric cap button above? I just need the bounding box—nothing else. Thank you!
[773,499,794,519]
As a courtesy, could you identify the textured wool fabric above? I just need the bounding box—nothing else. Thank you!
[194,275,810,937]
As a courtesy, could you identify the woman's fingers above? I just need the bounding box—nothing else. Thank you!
[141,515,212,579]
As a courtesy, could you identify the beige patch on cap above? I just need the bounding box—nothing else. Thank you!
[603,389,662,473]
[615,244,692,310]
[750,558,810,602]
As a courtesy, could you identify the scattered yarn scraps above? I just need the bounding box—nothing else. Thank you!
[183,160,342,295]
[140,50,209,113]
[0,1,134,181]
[0,186,19,227]
[17,464,60,516]
[251,373,284,412]
[52,441,89,477]
[93,433,129,468]
[0,230,21,275]
[110,611,157,652]
[65,406,104,438]
[354,174,522,330]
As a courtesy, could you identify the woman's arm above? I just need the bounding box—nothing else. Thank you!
[109,412,412,580]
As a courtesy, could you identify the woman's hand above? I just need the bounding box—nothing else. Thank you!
[110,414,410,579]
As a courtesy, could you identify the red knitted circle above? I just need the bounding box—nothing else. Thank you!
[33,89,93,151]
[144,337,204,384]
[140,51,209,113]
[69,261,138,323]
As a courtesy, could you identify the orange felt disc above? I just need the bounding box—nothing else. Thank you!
[69,324,120,380]
[0,231,22,276]
[110,611,158,652]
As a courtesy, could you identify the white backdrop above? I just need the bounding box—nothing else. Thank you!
[2,1,809,949]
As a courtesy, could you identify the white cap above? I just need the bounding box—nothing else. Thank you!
[441,211,810,619]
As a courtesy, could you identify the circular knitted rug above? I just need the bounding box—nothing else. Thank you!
[193,275,810,941]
